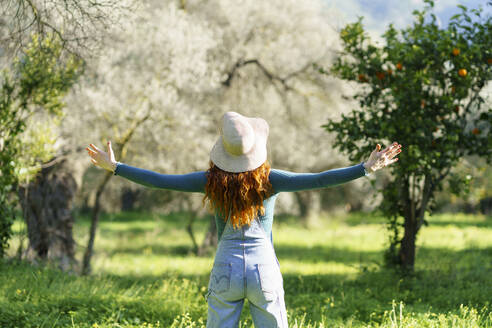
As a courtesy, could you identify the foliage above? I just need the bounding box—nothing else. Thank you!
[318,0,492,268]
[0,33,82,257]
[2,211,492,327]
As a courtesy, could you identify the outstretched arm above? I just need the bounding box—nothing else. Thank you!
[113,162,206,193]
[269,162,369,193]
[86,141,206,193]
[269,142,402,193]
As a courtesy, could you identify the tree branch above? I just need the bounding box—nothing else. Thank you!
[222,59,293,91]
[415,167,451,231]
[2,0,132,59]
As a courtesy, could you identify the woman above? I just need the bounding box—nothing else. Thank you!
[86,111,402,327]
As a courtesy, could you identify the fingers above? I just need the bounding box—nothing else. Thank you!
[381,143,394,153]
[107,141,116,162]
[87,143,109,156]
[107,141,115,155]
[387,145,402,158]
[86,147,96,156]
[86,143,103,161]
[381,145,391,153]
[385,145,402,164]
[382,142,401,154]
[87,144,97,154]
[89,143,102,152]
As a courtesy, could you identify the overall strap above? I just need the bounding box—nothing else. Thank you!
[218,202,234,241]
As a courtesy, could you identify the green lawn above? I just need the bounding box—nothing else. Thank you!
[1,211,491,327]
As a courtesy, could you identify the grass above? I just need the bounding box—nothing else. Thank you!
[1,210,491,327]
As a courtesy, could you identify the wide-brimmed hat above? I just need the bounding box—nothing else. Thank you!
[210,111,269,173]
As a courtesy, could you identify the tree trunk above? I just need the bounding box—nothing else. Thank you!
[398,174,433,271]
[294,191,321,227]
[121,187,140,211]
[186,211,198,255]
[198,216,217,256]
[17,156,82,272]
[82,171,112,275]
[479,196,492,215]
[399,212,417,270]
[80,110,151,275]
[177,196,200,255]
[398,176,417,270]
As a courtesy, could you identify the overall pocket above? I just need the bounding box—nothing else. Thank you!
[257,263,283,294]
[208,262,232,294]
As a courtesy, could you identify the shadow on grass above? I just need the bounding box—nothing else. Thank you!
[76,210,213,225]
[104,241,381,263]
[274,212,386,227]
[107,244,193,257]
[427,220,492,228]
[275,244,382,265]
[274,211,492,228]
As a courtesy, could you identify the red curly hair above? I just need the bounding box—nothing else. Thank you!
[203,160,274,229]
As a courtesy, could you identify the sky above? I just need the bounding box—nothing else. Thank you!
[326,0,491,42]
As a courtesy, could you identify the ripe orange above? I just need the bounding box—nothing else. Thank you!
[458,68,467,77]
[452,48,460,56]
[396,62,403,70]
[472,128,480,135]
[376,72,385,80]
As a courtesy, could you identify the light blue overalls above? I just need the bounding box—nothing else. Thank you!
[113,160,369,328]
[206,215,288,327]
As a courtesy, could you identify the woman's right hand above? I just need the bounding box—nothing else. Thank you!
[86,141,117,173]
[363,141,402,173]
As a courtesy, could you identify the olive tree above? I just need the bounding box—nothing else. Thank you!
[66,0,372,270]
[0,0,133,268]
[0,34,82,259]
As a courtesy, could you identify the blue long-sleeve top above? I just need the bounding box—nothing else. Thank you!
[113,161,371,242]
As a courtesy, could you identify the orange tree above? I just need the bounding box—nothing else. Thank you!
[318,0,491,270]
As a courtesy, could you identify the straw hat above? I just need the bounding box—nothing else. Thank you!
[210,111,269,173]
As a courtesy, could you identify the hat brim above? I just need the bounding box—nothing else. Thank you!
[210,117,268,173]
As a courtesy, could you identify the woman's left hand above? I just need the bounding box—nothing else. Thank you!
[363,141,402,174]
